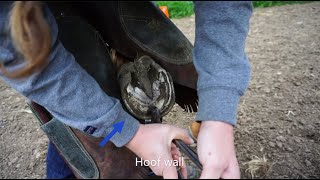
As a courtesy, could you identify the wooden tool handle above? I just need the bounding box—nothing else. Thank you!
[189,121,201,140]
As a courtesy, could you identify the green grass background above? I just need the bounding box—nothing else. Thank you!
[154,1,313,19]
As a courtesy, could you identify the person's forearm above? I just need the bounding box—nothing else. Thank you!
[193,1,253,125]
[0,2,139,147]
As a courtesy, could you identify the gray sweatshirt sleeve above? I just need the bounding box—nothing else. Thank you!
[0,2,139,147]
[193,1,253,125]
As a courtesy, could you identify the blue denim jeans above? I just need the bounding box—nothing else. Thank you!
[46,141,75,179]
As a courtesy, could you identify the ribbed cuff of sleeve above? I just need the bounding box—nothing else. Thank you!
[108,109,141,147]
[196,88,241,126]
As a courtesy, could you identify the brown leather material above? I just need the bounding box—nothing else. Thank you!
[29,101,159,179]
[72,129,153,179]
[28,101,52,124]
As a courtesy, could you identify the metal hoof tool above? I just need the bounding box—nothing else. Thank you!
[149,106,202,179]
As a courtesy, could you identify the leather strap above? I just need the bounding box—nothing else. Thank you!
[41,118,100,179]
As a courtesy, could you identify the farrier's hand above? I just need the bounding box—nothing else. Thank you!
[125,124,193,179]
[197,121,240,179]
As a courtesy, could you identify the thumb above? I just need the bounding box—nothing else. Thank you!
[162,166,178,179]
[170,126,194,145]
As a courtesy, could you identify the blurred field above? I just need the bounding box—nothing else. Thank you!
[154,1,314,18]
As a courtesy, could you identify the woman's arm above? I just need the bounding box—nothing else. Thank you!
[0,2,139,147]
[194,1,252,125]
[193,1,253,178]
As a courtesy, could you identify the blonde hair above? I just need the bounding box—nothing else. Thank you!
[0,1,52,78]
